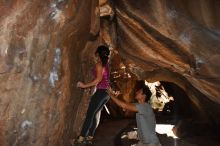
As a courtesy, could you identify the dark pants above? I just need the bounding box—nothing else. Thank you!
[80,89,110,137]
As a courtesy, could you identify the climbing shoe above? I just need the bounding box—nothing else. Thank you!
[85,136,93,146]
[71,136,87,146]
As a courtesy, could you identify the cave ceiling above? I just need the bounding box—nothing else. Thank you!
[100,0,220,104]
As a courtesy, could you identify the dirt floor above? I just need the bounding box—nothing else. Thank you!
[93,119,220,146]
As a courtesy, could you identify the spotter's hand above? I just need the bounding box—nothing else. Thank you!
[107,88,120,97]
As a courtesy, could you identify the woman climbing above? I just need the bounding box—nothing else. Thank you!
[73,45,111,146]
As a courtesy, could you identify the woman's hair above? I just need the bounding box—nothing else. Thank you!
[95,45,110,66]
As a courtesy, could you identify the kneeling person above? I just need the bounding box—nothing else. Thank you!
[109,81,161,146]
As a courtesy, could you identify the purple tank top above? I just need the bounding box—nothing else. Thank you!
[93,64,110,89]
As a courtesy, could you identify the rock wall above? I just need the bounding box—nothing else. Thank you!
[0,0,220,145]
[0,0,99,145]
[112,0,220,121]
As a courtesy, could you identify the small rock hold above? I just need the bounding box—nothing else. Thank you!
[21,120,32,129]
[21,109,26,114]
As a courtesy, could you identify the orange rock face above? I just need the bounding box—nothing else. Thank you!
[0,0,220,145]
[109,0,220,120]
[0,0,100,145]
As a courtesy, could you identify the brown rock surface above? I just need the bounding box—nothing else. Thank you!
[0,0,100,146]
[112,0,220,121]
[0,0,220,146]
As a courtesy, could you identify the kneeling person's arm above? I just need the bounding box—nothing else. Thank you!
[109,92,138,112]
